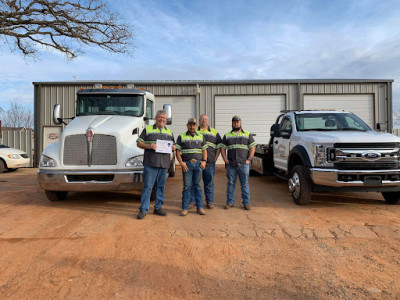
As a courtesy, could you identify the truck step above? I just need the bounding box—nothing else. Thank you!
[273,172,288,181]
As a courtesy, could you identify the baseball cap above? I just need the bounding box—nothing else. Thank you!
[232,115,241,121]
[187,117,197,124]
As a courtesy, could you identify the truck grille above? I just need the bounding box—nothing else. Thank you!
[335,162,399,170]
[332,143,399,171]
[63,134,117,165]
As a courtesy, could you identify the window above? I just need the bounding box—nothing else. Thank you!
[280,117,292,138]
[146,99,154,118]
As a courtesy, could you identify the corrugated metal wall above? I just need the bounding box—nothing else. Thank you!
[1,129,34,167]
[33,80,393,166]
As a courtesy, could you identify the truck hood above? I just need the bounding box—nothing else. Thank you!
[297,130,400,144]
[62,115,142,136]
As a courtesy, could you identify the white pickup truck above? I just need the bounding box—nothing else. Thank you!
[250,110,400,205]
[38,86,175,201]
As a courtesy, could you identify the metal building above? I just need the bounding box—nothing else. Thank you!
[33,79,394,166]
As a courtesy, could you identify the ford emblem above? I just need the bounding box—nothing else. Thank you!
[361,151,381,161]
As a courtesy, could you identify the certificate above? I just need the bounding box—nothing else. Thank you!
[156,139,173,154]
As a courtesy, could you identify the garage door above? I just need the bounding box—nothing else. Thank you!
[155,96,196,138]
[215,95,286,145]
[304,94,374,128]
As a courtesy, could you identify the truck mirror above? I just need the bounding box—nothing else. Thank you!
[270,123,281,137]
[53,104,63,125]
[376,123,387,132]
[163,104,172,125]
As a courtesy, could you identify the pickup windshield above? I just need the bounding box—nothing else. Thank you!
[295,113,372,132]
[76,94,144,117]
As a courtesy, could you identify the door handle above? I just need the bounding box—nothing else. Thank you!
[274,140,278,144]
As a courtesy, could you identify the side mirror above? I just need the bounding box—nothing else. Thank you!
[53,104,62,125]
[376,122,387,132]
[163,104,172,125]
[270,123,281,137]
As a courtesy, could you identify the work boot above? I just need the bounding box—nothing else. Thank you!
[189,203,195,209]
[244,205,251,211]
[180,210,188,216]
[154,208,167,216]
[197,208,206,215]
[224,203,234,209]
[206,203,215,209]
[137,210,147,219]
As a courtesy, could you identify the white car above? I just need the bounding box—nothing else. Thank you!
[0,144,30,173]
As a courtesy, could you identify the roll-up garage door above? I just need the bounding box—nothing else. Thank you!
[215,95,286,145]
[304,94,374,128]
[155,96,196,137]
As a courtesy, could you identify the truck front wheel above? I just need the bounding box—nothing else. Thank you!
[381,191,400,204]
[45,191,68,201]
[288,165,312,205]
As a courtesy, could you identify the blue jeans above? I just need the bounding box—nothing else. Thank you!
[182,161,203,210]
[226,163,250,206]
[190,162,216,204]
[139,166,169,212]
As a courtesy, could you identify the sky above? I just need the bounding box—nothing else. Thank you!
[0,0,400,113]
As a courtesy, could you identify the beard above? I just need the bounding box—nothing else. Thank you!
[232,125,241,131]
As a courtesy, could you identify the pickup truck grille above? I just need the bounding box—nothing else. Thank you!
[332,143,399,171]
[63,134,117,165]
[334,162,399,170]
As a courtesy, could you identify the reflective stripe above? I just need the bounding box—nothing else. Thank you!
[137,138,145,143]
[175,144,182,150]
[180,149,203,153]
[249,142,257,148]
[226,144,250,150]
[206,142,217,149]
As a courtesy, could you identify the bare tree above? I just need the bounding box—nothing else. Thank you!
[0,0,133,59]
[394,110,400,128]
[0,101,33,128]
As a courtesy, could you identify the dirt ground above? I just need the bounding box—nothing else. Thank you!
[0,166,400,299]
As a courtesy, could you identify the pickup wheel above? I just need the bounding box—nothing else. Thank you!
[288,165,312,205]
[168,161,176,177]
[45,191,68,201]
[0,160,5,173]
[381,192,400,204]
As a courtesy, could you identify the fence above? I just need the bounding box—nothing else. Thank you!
[392,129,400,136]
[1,128,35,167]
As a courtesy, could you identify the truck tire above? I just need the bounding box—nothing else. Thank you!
[288,165,312,205]
[168,161,176,177]
[45,191,68,201]
[0,160,5,173]
[381,192,400,204]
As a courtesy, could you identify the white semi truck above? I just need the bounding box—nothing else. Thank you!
[38,85,175,201]
[251,110,400,205]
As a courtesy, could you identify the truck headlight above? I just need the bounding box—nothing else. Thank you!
[40,155,57,167]
[8,154,20,159]
[126,155,144,167]
[312,144,333,167]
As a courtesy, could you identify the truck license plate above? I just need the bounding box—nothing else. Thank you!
[363,176,382,186]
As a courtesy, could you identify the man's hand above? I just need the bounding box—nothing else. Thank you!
[181,162,188,172]
[245,160,250,164]
[224,158,229,164]
[172,145,176,151]
[200,161,206,169]
[150,143,157,150]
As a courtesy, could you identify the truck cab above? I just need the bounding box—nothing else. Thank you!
[252,110,400,205]
[38,87,174,201]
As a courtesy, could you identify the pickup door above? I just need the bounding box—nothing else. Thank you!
[273,116,292,172]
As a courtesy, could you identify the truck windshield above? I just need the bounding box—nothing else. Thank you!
[295,113,372,132]
[76,94,144,117]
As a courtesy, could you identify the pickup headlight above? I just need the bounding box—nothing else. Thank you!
[8,154,20,159]
[40,155,57,167]
[126,155,144,167]
[312,144,333,167]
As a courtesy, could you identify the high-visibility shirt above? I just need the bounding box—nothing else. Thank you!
[137,124,174,168]
[220,129,257,168]
[175,131,207,162]
[197,126,222,166]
